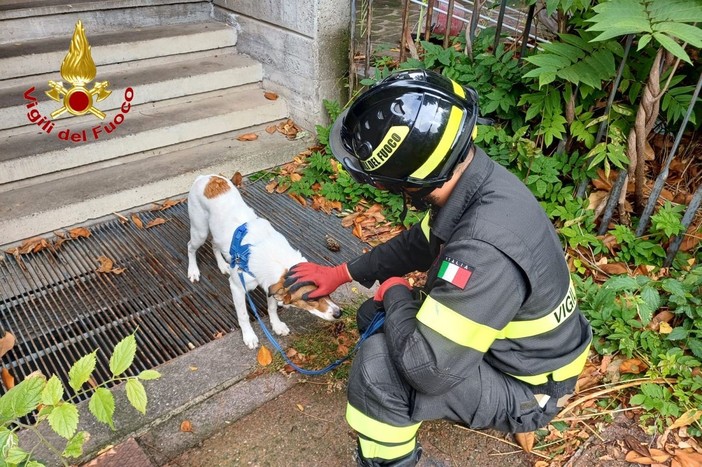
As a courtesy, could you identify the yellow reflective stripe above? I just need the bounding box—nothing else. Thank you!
[346,404,421,444]
[450,79,466,98]
[495,280,577,340]
[416,296,498,352]
[510,344,591,385]
[359,437,416,460]
[409,105,463,180]
[420,213,431,241]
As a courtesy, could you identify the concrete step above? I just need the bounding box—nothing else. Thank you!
[0,49,259,130]
[0,123,312,246]
[0,85,287,186]
[0,0,212,44]
[0,21,237,80]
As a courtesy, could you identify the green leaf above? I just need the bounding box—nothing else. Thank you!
[25,461,46,467]
[637,34,653,50]
[110,334,136,377]
[587,0,652,41]
[137,369,161,381]
[0,375,45,423]
[41,375,64,406]
[630,394,646,405]
[667,327,689,340]
[126,378,147,415]
[640,287,661,314]
[653,32,692,63]
[654,22,702,47]
[89,387,115,430]
[48,403,79,439]
[68,351,97,392]
[5,445,28,464]
[606,276,638,291]
[688,338,702,359]
[62,431,88,458]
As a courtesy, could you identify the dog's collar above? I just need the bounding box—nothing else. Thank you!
[230,223,253,277]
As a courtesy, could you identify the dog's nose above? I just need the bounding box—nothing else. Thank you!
[332,306,342,319]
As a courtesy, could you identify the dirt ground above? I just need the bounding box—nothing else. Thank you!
[165,377,650,467]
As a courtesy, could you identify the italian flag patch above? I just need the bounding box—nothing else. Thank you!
[438,257,472,289]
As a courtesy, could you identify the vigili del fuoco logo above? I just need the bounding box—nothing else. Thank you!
[22,20,134,142]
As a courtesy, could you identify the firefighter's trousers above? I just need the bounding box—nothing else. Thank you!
[346,298,566,462]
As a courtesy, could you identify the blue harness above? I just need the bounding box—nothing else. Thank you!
[228,222,384,376]
[229,223,253,276]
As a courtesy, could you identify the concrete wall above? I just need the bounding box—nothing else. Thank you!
[212,0,350,132]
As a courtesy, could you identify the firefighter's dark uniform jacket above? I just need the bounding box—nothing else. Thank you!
[346,148,592,422]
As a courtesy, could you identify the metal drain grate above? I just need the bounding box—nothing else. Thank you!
[0,178,367,402]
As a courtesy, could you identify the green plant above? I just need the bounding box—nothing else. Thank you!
[576,267,702,435]
[0,334,160,466]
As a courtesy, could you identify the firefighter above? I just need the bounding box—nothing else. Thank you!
[286,69,593,467]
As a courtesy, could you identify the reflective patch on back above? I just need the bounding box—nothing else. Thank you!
[204,176,231,199]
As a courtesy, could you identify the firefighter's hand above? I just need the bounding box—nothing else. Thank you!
[374,277,412,304]
[284,262,352,299]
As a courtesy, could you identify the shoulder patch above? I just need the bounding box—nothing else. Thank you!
[437,256,473,289]
[204,176,231,199]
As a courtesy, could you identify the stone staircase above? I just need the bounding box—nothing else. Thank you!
[0,0,310,246]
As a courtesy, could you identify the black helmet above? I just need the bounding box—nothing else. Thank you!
[329,69,479,193]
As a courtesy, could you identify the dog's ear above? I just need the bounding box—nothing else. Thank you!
[283,293,292,305]
[268,278,286,300]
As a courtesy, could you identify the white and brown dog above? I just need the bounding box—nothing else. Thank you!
[187,174,341,349]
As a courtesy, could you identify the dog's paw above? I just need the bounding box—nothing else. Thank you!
[242,331,259,350]
[272,321,290,336]
[218,265,230,276]
[188,268,200,282]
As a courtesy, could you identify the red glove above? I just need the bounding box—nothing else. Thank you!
[284,262,352,299]
[374,277,412,303]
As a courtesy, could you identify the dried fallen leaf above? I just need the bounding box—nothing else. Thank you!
[145,218,167,229]
[0,332,16,358]
[671,410,702,430]
[87,377,98,389]
[131,214,143,229]
[514,432,535,453]
[296,404,304,412]
[600,262,629,275]
[264,91,279,100]
[289,193,307,207]
[237,133,258,142]
[674,449,702,467]
[96,256,114,273]
[257,345,273,366]
[213,331,224,339]
[352,222,363,240]
[113,212,129,224]
[659,322,673,334]
[53,230,66,238]
[265,180,278,193]
[231,172,243,187]
[2,368,15,390]
[265,125,277,134]
[625,449,670,464]
[620,358,648,375]
[158,198,186,211]
[69,227,91,239]
[180,420,193,432]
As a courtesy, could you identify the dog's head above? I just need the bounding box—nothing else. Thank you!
[269,275,341,321]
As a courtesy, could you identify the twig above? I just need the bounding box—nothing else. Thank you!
[558,377,675,417]
[452,425,551,460]
[554,406,639,422]
[296,408,333,424]
[579,420,604,441]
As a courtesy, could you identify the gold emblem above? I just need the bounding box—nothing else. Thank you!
[46,21,111,120]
